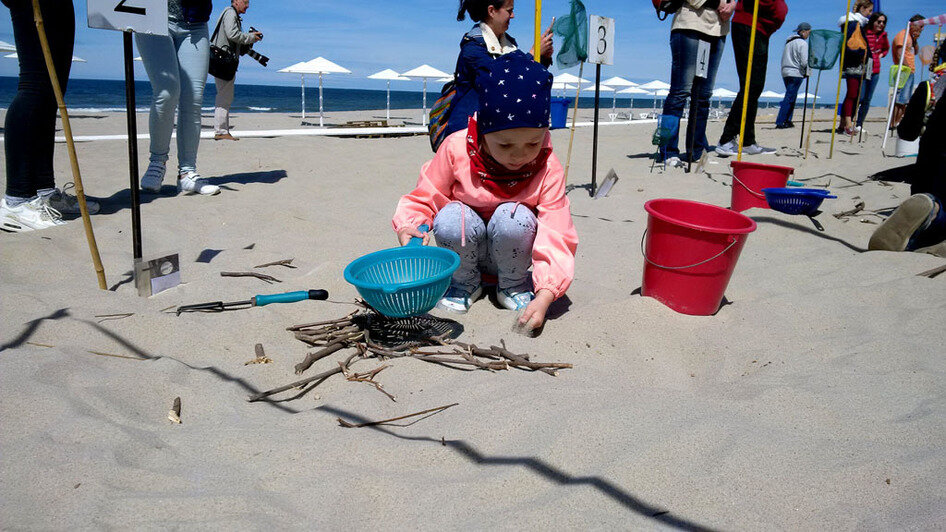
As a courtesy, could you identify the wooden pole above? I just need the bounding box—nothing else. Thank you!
[882,21,912,151]
[851,65,867,143]
[830,0,854,159]
[804,70,821,158]
[563,62,584,183]
[736,0,760,161]
[533,0,542,62]
[799,76,809,148]
[31,0,106,289]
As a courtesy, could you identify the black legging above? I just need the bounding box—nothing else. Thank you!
[3,0,74,198]
[719,23,769,147]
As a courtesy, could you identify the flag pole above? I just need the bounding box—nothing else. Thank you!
[736,0,760,161]
[534,0,542,62]
[799,75,809,148]
[31,0,107,289]
[830,0,854,159]
[563,61,584,183]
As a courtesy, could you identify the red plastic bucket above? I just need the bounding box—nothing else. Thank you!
[642,199,757,315]
[730,161,794,212]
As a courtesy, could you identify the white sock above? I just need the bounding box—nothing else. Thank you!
[4,194,34,207]
[36,188,56,199]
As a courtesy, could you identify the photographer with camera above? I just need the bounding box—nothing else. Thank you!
[210,0,263,141]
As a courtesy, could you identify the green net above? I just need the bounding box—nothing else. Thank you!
[808,29,843,71]
[552,0,588,69]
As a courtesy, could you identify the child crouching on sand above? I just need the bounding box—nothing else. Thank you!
[392,51,578,330]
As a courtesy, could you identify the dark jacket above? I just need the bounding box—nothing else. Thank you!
[899,82,945,201]
[841,21,870,72]
[731,0,787,37]
[181,0,212,24]
[443,25,551,138]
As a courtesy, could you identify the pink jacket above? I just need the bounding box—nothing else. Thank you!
[392,129,578,299]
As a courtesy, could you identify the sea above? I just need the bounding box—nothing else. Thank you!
[0,76,720,114]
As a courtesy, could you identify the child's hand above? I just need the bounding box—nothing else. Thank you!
[518,289,555,331]
[397,226,431,246]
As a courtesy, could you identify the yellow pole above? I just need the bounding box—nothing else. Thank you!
[534,0,542,62]
[830,0,854,159]
[736,0,760,161]
[31,0,107,290]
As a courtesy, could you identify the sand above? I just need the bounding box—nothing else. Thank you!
[1,105,944,529]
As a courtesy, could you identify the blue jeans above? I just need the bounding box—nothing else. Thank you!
[856,73,880,127]
[895,73,915,105]
[660,30,725,161]
[776,76,803,126]
[432,202,537,294]
[135,19,209,175]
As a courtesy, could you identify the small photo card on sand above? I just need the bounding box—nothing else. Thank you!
[134,252,181,297]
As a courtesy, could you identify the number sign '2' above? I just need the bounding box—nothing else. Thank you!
[587,15,614,66]
[87,0,167,36]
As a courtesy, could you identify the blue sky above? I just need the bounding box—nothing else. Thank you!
[1,0,943,104]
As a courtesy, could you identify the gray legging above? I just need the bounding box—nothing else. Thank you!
[432,201,537,294]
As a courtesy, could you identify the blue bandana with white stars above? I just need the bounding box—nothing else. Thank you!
[476,50,552,135]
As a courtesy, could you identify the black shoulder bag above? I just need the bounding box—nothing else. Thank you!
[208,9,239,81]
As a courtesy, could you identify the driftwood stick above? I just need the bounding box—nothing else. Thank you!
[916,263,946,279]
[412,354,508,370]
[489,343,563,376]
[337,402,459,428]
[287,310,358,331]
[220,271,281,283]
[254,258,296,269]
[249,352,358,402]
[833,201,866,219]
[295,341,348,374]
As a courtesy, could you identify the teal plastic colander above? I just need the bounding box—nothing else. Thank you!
[344,225,460,317]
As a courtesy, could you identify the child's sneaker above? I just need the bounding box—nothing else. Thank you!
[436,285,483,314]
[140,161,166,192]
[178,171,220,196]
[45,183,100,215]
[497,288,534,311]
[0,197,66,232]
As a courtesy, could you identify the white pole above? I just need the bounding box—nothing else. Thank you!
[422,78,428,126]
[301,74,306,120]
[319,72,324,128]
[882,21,911,150]
[612,92,616,112]
[386,80,391,121]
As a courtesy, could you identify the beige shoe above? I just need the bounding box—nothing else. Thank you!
[214,133,239,141]
[914,241,946,258]
[868,194,936,252]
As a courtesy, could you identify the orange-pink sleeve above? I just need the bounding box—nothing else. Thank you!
[531,155,578,299]
[391,138,458,233]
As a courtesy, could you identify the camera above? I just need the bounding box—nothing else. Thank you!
[242,27,269,67]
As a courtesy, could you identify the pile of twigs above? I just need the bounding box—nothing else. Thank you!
[248,305,572,403]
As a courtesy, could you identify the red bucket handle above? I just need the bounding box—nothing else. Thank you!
[640,230,740,270]
[731,174,768,199]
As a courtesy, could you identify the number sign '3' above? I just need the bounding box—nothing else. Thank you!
[587,15,614,66]
[87,0,167,36]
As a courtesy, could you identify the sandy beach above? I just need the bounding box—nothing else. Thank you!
[1,106,944,529]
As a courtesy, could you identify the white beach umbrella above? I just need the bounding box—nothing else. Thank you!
[553,72,590,85]
[278,57,351,126]
[0,40,16,53]
[639,79,671,91]
[712,87,737,110]
[601,76,637,110]
[5,52,86,62]
[367,68,410,121]
[759,90,783,108]
[618,86,652,110]
[402,64,450,126]
[436,76,454,83]
[652,88,669,113]
[551,81,577,97]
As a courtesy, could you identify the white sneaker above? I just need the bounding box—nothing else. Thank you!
[715,140,738,157]
[497,288,534,311]
[177,171,220,196]
[743,144,776,155]
[436,285,483,314]
[0,197,66,232]
[664,156,685,168]
[140,161,166,193]
[45,183,100,215]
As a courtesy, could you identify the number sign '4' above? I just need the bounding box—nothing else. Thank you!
[88,0,167,36]
[588,15,614,66]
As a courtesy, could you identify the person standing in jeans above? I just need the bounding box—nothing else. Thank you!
[856,12,889,132]
[657,0,736,168]
[0,0,100,233]
[136,0,219,196]
[775,22,810,129]
[211,0,262,141]
[714,0,787,157]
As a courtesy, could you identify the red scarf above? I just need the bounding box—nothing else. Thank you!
[466,116,551,199]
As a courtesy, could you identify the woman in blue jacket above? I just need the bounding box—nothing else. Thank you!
[137,0,219,196]
[443,0,554,140]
